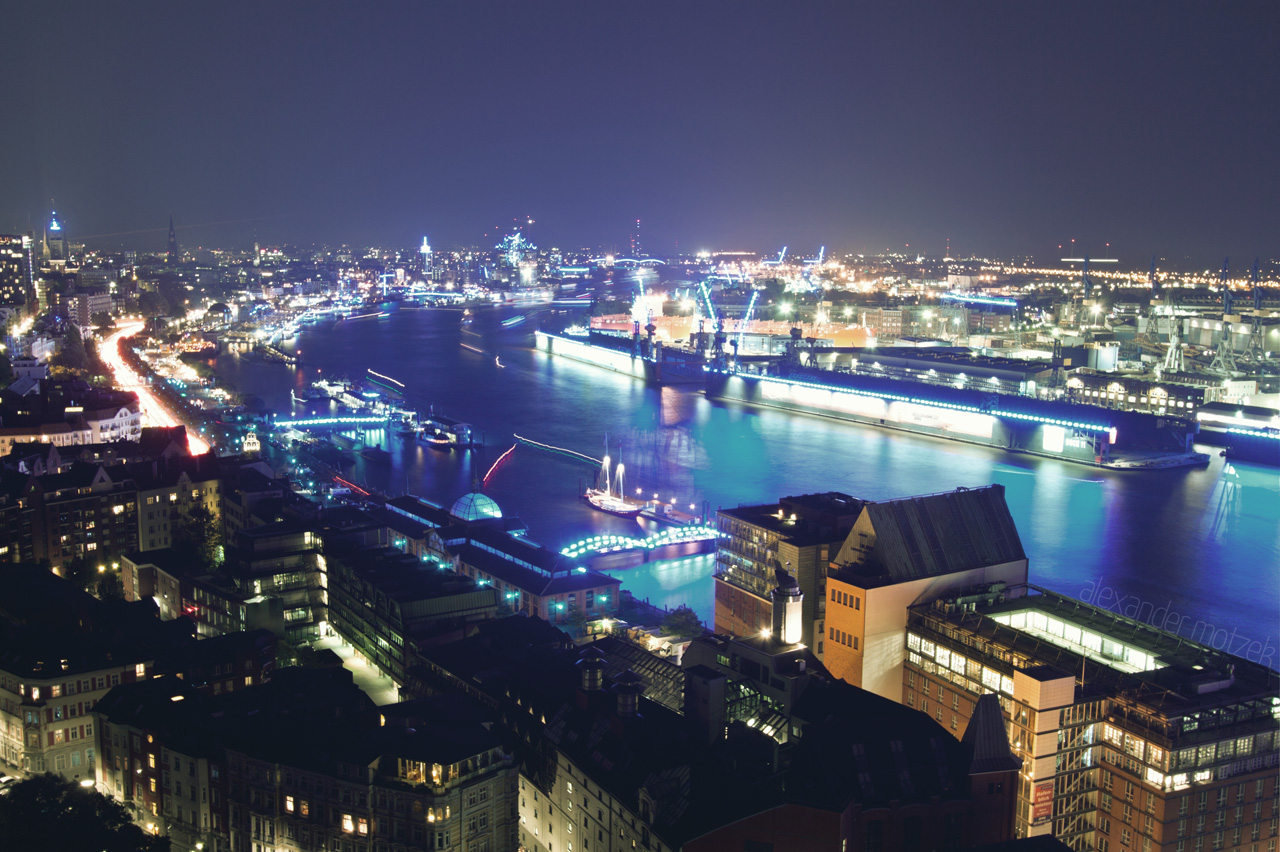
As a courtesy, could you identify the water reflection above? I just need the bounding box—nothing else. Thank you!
[215,309,1280,647]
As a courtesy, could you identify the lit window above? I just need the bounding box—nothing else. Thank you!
[135,664,145,678]
[342,814,354,833]
[358,817,368,835]
[148,754,156,768]
[286,796,294,813]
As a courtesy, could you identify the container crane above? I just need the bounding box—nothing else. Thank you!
[1208,258,1238,376]
[1060,255,1118,298]
[1247,257,1267,362]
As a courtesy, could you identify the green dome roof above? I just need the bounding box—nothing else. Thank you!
[450,492,503,521]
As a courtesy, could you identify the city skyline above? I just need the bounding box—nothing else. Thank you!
[0,2,1276,266]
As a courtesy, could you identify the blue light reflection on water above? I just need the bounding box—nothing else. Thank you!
[216,309,1280,656]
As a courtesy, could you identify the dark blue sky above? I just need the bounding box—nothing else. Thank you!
[2,1,1275,266]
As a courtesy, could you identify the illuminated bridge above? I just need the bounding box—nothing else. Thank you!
[560,524,721,568]
[274,415,390,429]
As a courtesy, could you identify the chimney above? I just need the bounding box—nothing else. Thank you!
[770,566,803,645]
[614,669,643,718]
[576,645,606,692]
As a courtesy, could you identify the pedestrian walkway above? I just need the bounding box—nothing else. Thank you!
[313,635,401,706]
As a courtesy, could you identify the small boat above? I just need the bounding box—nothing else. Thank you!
[292,387,330,404]
[584,454,643,518]
[361,445,392,463]
[418,411,476,449]
[420,429,456,450]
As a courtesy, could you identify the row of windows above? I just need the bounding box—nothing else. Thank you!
[830,626,858,649]
[830,585,860,609]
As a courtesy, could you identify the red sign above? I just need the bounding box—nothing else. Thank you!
[1032,782,1054,823]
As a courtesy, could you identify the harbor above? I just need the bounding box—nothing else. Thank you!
[536,329,1241,470]
[209,308,1279,645]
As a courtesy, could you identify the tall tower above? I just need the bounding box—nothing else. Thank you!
[45,211,67,262]
[166,214,178,266]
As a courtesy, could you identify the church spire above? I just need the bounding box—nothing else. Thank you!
[166,214,178,266]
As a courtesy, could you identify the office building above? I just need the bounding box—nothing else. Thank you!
[0,234,35,309]
[904,584,1280,849]
[713,491,864,648]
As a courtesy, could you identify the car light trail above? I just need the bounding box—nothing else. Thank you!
[99,322,211,454]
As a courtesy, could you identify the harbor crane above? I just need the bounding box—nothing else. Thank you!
[736,289,760,359]
[1136,256,1172,355]
[761,246,788,266]
[1208,258,1239,376]
[803,246,826,266]
[1246,257,1267,362]
[1061,255,1118,298]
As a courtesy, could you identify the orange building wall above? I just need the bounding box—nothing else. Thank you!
[824,576,867,688]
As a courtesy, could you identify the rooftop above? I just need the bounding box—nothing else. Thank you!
[911,585,1280,719]
[834,484,1026,586]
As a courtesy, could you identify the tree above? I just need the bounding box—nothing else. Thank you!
[96,570,124,600]
[135,289,171,318]
[60,555,97,593]
[172,504,223,573]
[91,310,115,330]
[660,604,704,638]
[51,325,90,372]
[0,773,170,852]
[0,347,13,386]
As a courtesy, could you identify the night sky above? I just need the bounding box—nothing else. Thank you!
[2,1,1275,265]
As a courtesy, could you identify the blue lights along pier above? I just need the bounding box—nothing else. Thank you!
[217,307,1279,645]
[536,330,1208,469]
[705,366,1207,469]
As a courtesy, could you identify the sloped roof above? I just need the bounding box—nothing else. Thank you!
[962,693,1021,774]
[860,484,1025,582]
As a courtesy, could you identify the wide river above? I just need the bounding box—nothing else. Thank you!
[216,307,1280,667]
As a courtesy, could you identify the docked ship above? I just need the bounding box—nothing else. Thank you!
[291,386,330,404]
[418,412,476,450]
[584,455,643,517]
[1194,402,1280,465]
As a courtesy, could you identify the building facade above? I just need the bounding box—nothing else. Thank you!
[823,484,1029,699]
[903,585,1280,851]
[713,492,863,651]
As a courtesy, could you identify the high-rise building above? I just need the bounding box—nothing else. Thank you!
[44,212,67,263]
[166,214,178,265]
[0,234,35,308]
[903,585,1280,849]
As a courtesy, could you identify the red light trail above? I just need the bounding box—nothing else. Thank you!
[98,322,211,454]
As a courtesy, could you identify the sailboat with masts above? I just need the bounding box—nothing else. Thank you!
[584,454,643,517]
